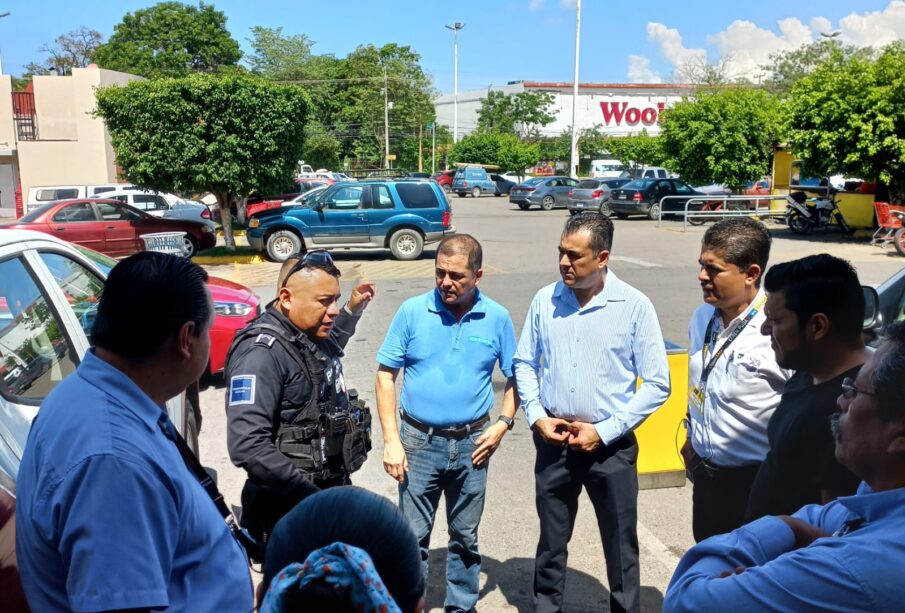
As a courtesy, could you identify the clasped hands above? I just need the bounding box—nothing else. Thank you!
[533,417,601,453]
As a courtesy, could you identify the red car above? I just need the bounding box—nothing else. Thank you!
[431,170,455,193]
[4,199,216,258]
[246,180,332,218]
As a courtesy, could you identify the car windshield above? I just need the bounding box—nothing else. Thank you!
[623,180,654,190]
[74,245,117,275]
[523,177,546,186]
[19,202,61,222]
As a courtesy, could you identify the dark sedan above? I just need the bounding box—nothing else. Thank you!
[2,199,216,257]
[490,173,517,196]
[509,176,580,210]
[567,178,630,216]
[609,179,706,220]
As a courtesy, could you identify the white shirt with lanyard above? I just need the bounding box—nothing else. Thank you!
[687,289,792,467]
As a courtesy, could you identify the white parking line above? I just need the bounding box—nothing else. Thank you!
[611,256,664,268]
[637,520,682,571]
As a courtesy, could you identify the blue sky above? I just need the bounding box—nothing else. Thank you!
[0,1,901,91]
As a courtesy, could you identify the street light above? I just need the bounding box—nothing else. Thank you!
[0,13,9,75]
[569,0,581,179]
[445,22,465,143]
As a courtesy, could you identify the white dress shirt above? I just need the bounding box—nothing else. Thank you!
[687,289,792,467]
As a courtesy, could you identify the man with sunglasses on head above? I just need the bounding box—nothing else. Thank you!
[744,254,866,522]
[226,250,376,548]
[665,322,905,612]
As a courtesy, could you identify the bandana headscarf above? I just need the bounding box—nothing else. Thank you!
[260,542,402,613]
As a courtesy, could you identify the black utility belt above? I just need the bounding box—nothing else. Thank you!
[697,455,760,478]
[401,411,488,440]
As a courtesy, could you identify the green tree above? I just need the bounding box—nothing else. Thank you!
[763,38,873,95]
[476,90,556,138]
[245,26,314,78]
[605,131,667,170]
[449,133,539,173]
[785,42,905,187]
[23,26,103,77]
[95,73,308,250]
[300,127,342,170]
[539,125,610,171]
[94,2,241,78]
[659,88,781,188]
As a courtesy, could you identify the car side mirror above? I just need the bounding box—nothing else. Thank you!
[314,200,326,211]
[862,285,881,331]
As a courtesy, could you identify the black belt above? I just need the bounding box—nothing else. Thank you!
[401,411,488,440]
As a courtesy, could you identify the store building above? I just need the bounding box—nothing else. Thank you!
[434,81,697,139]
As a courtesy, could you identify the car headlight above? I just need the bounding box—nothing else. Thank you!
[214,301,254,317]
[249,218,261,228]
[201,225,214,233]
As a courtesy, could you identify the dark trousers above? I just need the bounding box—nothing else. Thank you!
[533,431,640,613]
[690,459,760,542]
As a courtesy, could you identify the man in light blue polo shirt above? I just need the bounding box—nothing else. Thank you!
[16,252,252,613]
[376,234,517,613]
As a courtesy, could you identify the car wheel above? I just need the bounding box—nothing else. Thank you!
[472,187,481,198]
[894,227,905,257]
[517,202,531,211]
[442,184,452,193]
[457,192,467,198]
[389,228,424,260]
[598,201,611,217]
[541,196,555,211]
[786,211,811,235]
[185,394,201,457]
[648,202,662,220]
[266,230,303,262]
[182,235,199,258]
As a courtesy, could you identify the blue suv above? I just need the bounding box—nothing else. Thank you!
[246,180,455,261]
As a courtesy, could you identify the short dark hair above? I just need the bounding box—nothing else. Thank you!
[437,234,482,274]
[873,322,905,421]
[702,218,771,286]
[91,252,210,362]
[562,211,614,253]
[264,487,424,613]
[763,254,865,342]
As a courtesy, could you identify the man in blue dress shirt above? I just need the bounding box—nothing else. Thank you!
[376,234,518,613]
[665,321,905,612]
[514,212,670,613]
[16,252,252,613]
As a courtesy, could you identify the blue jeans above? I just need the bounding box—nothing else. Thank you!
[399,420,488,612]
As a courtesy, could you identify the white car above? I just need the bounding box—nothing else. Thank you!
[102,190,215,228]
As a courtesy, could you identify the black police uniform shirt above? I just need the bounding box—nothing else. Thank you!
[225,304,360,498]
[745,366,862,521]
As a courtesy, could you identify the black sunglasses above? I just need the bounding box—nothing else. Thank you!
[840,377,878,400]
[281,250,341,287]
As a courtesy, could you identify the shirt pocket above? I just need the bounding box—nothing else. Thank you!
[466,335,499,369]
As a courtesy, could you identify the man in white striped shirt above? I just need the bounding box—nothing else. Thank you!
[514,212,670,613]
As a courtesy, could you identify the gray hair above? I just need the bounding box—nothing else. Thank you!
[436,234,483,274]
[873,322,905,421]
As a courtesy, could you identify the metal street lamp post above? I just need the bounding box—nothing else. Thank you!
[569,0,581,179]
[445,22,465,143]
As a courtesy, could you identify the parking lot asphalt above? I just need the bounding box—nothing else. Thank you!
[198,196,905,612]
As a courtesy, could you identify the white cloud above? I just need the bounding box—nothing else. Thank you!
[646,22,708,68]
[810,16,833,36]
[838,0,905,47]
[626,55,662,83]
[560,0,577,8]
[529,0,543,10]
[707,18,813,78]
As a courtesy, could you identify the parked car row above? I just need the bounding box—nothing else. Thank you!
[2,199,216,257]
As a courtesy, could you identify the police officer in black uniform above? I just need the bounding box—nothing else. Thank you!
[225,250,376,545]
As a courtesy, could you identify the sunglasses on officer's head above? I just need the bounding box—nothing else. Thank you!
[281,250,341,287]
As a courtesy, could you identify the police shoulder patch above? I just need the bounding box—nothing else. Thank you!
[229,375,256,405]
[255,333,276,347]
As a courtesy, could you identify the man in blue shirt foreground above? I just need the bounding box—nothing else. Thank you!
[16,252,252,612]
[666,321,905,612]
[376,234,518,612]
[514,212,670,613]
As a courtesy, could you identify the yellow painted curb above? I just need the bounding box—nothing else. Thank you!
[214,229,247,237]
[192,254,266,265]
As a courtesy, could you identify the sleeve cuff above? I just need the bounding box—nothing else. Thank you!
[523,401,547,427]
[594,418,621,446]
[343,303,363,317]
[376,353,404,369]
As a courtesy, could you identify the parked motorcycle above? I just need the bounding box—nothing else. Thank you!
[785,191,853,235]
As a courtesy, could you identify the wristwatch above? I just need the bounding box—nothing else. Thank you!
[497,415,514,431]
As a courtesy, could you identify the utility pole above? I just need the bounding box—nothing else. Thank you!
[384,64,390,168]
[431,123,436,174]
[0,12,10,75]
[418,117,423,173]
[445,22,465,143]
[569,0,581,179]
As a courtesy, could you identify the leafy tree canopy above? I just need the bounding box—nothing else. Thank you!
[23,26,103,77]
[763,38,874,96]
[449,132,539,174]
[95,73,307,249]
[605,131,667,170]
[475,90,556,138]
[659,87,782,188]
[94,2,241,78]
[785,42,905,187]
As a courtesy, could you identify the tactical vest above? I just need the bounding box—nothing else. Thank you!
[226,317,370,482]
